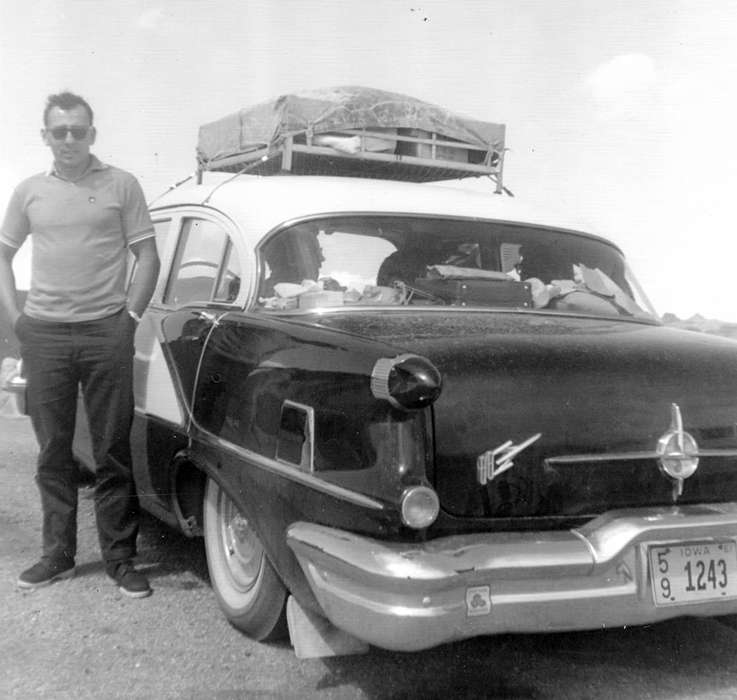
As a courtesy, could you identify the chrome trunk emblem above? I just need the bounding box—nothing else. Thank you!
[477,433,542,485]
[657,403,699,498]
[545,403,737,504]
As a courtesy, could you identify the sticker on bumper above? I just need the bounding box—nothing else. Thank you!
[466,585,492,616]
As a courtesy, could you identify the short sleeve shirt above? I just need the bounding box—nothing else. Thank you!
[0,155,155,322]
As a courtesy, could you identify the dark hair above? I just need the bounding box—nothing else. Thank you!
[43,92,94,126]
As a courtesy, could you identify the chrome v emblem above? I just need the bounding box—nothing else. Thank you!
[477,433,542,485]
[657,402,699,499]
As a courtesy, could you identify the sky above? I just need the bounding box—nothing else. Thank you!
[1,0,736,321]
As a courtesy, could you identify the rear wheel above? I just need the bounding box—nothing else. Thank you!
[203,476,287,640]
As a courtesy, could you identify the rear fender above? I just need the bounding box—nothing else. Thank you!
[190,313,436,509]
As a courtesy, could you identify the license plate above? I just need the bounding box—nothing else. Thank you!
[649,540,737,606]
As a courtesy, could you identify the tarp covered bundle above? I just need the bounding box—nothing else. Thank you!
[196,86,505,177]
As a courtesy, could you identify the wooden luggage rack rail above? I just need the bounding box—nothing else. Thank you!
[197,128,506,192]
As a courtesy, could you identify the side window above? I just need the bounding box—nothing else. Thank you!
[214,240,242,302]
[164,218,237,306]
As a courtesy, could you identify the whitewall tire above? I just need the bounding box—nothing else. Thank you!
[203,476,287,641]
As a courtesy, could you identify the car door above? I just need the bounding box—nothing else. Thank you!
[130,208,253,515]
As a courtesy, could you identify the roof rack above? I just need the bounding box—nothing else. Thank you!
[198,128,505,191]
[195,87,507,192]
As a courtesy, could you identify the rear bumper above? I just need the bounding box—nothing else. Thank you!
[286,504,737,652]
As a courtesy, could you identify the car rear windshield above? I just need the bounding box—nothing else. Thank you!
[256,215,657,321]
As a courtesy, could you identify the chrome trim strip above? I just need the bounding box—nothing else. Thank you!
[277,400,316,472]
[197,432,384,511]
[493,581,636,604]
[257,304,659,326]
[546,448,737,465]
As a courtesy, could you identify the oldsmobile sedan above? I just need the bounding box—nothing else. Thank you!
[19,172,737,657]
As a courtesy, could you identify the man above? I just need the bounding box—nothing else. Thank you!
[0,92,160,598]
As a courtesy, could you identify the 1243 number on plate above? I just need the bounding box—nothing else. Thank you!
[649,541,737,605]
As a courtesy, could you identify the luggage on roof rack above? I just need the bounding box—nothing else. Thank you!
[196,86,507,191]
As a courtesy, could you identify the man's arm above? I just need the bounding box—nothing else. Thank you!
[127,237,160,317]
[0,184,29,327]
[0,242,20,327]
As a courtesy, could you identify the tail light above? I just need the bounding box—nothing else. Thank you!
[370,354,442,410]
[401,485,440,529]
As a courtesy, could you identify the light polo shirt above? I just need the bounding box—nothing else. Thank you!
[0,155,155,322]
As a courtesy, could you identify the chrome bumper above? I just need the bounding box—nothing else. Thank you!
[286,504,737,652]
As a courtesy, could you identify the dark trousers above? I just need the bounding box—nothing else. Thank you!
[16,308,138,568]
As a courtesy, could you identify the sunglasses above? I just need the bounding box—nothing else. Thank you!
[47,125,91,141]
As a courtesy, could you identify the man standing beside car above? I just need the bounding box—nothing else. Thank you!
[0,91,160,598]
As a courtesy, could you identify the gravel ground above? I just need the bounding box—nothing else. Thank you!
[0,416,315,699]
[7,414,737,700]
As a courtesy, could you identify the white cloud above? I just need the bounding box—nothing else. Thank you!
[586,54,657,118]
[137,8,165,30]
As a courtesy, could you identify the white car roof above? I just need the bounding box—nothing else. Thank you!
[149,173,616,249]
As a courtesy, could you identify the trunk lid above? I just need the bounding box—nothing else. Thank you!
[313,311,737,520]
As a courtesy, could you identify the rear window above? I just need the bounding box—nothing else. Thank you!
[255,216,656,321]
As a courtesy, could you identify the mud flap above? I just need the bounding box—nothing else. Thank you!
[286,596,369,658]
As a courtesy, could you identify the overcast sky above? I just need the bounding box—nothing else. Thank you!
[1,0,735,321]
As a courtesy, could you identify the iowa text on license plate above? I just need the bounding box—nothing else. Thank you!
[649,540,737,605]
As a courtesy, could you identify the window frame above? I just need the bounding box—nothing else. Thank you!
[153,209,249,310]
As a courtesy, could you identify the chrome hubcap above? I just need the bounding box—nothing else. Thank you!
[220,491,263,591]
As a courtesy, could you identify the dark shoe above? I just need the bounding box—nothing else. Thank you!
[17,559,75,589]
[108,561,152,599]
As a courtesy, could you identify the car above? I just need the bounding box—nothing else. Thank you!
[9,88,737,657]
[100,165,737,657]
